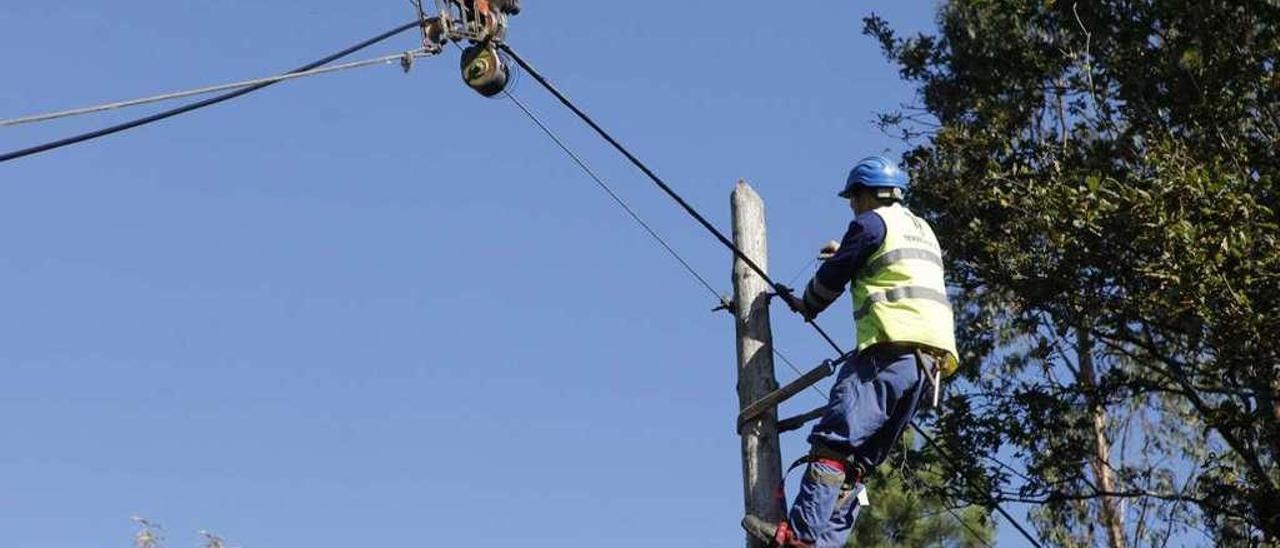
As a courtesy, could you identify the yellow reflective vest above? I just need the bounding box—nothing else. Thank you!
[852,204,959,375]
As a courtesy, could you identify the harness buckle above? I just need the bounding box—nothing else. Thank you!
[913,347,945,409]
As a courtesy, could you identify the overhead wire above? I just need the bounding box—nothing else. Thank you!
[500,41,1045,548]
[503,90,727,308]
[504,87,831,402]
[0,19,422,164]
[913,426,1042,546]
[785,257,820,287]
[505,88,829,402]
[497,43,848,355]
[1,50,435,128]
[945,505,996,548]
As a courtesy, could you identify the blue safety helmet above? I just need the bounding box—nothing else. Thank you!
[839,156,909,198]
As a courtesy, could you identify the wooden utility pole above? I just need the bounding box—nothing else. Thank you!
[731,181,785,547]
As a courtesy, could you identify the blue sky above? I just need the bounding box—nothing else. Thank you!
[0,2,1040,547]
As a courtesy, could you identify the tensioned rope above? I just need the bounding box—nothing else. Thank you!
[0,19,421,164]
[1,50,434,128]
[499,42,1043,548]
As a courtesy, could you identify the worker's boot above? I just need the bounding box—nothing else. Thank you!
[741,515,813,548]
[741,515,778,544]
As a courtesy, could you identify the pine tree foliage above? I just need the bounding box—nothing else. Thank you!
[849,433,994,548]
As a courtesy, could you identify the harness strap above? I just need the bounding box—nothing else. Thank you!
[787,444,865,492]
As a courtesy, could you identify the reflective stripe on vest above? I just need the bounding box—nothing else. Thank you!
[851,204,959,375]
[859,248,945,279]
[854,285,952,318]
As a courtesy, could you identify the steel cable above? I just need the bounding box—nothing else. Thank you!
[0,20,421,163]
[504,90,727,307]
[2,50,434,128]
[505,89,829,400]
[496,43,848,356]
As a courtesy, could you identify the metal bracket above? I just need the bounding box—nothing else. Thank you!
[711,296,734,314]
[433,0,512,44]
[778,406,826,433]
[736,355,849,432]
[412,0,519,96]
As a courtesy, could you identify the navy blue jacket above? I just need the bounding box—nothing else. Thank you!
[801,210,887,316]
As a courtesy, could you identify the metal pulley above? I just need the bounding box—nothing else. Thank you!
[413,0,519,97]
[460,44,510,97]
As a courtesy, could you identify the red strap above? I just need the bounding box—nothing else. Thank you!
[775,521,816,548]
[813,457,846,472]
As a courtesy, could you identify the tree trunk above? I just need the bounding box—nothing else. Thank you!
[1078,328,1126,548]
[1272,376,1280,457]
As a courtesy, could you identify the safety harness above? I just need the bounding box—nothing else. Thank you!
[783,346,942,494]
[787,444,865,495]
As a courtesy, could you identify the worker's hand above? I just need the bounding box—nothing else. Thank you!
[773,285,814,321]
[818,240,841,261]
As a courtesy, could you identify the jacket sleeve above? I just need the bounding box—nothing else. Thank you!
[801,212,887,317]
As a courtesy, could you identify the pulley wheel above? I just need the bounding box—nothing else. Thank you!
[460,44,510,97]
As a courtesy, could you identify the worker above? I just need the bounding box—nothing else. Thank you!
[742,156,959,548]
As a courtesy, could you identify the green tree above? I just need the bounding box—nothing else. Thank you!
[862,1,1279,545]
[132,516,162,548]
[128,517,231,548]
[849,433,994,548]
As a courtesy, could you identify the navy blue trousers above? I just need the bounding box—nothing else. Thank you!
[788,346,930,546]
